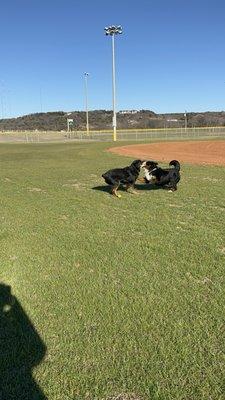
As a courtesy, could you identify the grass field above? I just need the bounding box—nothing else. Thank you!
[1,141,225,400]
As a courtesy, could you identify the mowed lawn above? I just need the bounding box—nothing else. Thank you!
[1,141,225,400]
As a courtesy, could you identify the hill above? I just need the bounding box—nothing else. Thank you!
[0,109,225,131]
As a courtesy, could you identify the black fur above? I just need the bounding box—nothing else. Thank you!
[143,160,181,191]
[102,159,145,196]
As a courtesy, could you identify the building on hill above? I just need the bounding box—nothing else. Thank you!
[118,110,139,115]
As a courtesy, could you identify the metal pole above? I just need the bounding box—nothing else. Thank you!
[0,81,4,119]
[84,73,89,135]
[184,111,187,132]
[40,87,43,113]
[105,25,122,141]
[111,34,117,142]
[67,119,71,138]
[0,95,4,119]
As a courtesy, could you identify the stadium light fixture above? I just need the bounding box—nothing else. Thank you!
[104,25,123,141]
[84,72,90,135]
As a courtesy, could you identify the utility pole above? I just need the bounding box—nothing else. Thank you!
[84,72,89,135]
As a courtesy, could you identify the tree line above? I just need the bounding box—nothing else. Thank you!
[0,110,225,131]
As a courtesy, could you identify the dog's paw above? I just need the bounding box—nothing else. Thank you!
[137,177,146,183]
[131,190,139,195]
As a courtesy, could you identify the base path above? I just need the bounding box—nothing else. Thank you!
[108,140,225,166]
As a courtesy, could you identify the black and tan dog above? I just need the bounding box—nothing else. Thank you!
[142,160,181,191]
[102,159,145,197]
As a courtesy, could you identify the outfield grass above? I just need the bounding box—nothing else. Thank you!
[1,141,225,400]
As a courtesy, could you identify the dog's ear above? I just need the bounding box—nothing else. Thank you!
[131,159,142,166]
[151,161,158,168]
[146,160,158,166]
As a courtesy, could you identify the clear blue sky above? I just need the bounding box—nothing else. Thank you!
[1,0,225,117]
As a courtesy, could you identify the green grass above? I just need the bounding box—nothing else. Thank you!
[0,141,225,400]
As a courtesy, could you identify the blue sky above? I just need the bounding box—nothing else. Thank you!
[1,0,225,117]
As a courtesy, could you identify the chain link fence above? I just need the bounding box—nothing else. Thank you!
[79,127,225,142]
[0,127,225,143]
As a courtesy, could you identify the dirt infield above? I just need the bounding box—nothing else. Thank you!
[108,140,225,166]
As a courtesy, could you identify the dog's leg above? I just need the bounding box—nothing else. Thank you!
[167,182,178,192]
[111,185,121,198]
[168,186,177,192]
[125,184,139,194]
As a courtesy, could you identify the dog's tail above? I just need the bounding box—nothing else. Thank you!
[169,160,180,171]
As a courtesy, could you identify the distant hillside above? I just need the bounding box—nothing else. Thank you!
[1,110,225,131]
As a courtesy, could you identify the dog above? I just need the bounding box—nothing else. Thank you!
[102,159,145,197]
[142,160,181,191]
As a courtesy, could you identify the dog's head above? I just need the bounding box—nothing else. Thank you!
[142,160,158,182]
[131,159,146,170]
[143,160,158,171]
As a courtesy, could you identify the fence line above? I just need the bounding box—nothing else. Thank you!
[73,126,225,142]
[0,127,225,143]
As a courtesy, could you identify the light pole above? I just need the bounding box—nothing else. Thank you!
[40,87,43,113]
[0,81,5,119]
[104,25,122,142]
[84,72,89,135]
[184,110,188,131]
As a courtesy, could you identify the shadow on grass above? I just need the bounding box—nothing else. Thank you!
[0,283,47,400]
[92,184,161,195]
[134,183,162,191]
[92,185,112,194]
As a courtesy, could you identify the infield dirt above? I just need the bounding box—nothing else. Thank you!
[108,140,225,166]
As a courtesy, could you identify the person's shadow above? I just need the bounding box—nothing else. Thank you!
[0,283,47,399]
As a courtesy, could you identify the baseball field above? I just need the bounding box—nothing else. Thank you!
[1,140,225,400]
